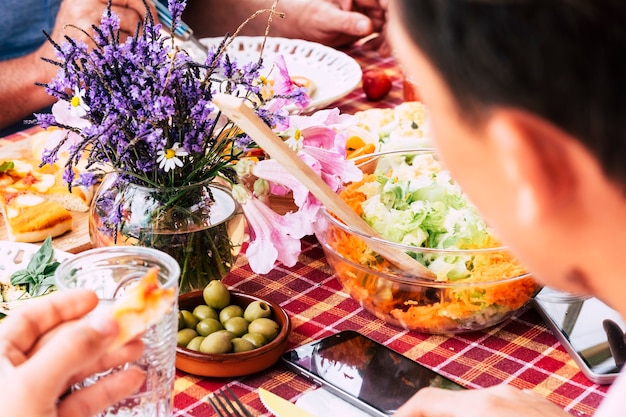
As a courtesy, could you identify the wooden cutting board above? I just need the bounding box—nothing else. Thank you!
[0,129,92,253]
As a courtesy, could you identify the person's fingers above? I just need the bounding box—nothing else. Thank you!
[66,339,144,386]
[108,0,159,40]
[394,385,570,417]
[106,0,158,23]
[393,387,451,417]
[0,289,98,355]
[57,366,145,417]
[336,10,374,37]
[306,6,373,46]
[23,312,120,398]
[355,0,387,8]
[110,5,144,36]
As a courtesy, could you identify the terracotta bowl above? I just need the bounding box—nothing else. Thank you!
[175,290,291,377]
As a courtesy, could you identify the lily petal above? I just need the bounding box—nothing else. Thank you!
[233,185,302,274]
[253,159,314,208]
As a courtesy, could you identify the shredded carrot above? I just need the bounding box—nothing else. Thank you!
[347,143,376,160]
[326,176,539,333]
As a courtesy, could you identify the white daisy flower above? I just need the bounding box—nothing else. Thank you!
[157,142,188,172]
[69,86,90,118]
[284,128,304,151]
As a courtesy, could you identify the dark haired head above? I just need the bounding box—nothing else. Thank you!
[394,0,626,189]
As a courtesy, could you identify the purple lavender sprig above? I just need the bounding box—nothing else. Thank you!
[35,0,299,190]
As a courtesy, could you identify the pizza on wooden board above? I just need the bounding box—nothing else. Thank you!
[0,132,94,243]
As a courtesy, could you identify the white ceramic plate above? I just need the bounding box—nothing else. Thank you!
[183,36,362,113]
[0,241,73,313]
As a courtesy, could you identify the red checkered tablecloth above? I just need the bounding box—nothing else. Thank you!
[174,239,607,417]
[172,45,608,417]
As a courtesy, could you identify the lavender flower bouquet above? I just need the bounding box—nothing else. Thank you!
[36,0,362,290]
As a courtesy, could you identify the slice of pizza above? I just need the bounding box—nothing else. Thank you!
[2,158,93,213]
[0,190,73,242]
[109,267,176,349]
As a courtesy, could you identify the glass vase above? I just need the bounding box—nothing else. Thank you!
[89,174,246,294]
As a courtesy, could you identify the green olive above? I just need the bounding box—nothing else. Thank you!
[186,336,205,351]
[180,310,200,329]
[243,300,272,321]
[242,332,268,348]
[219,304,244,324]
[232,337,256,353]
[247,318,280,342]
[223,316,249,337]
[193,304,218,321]
[212,329,236,340]
[177,328,199,347]
[199,331,233,354]
[177,311,186,330]
[196,318,224,337]
[202,280,231,310]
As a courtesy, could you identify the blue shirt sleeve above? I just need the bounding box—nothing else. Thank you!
[0,0,62,60]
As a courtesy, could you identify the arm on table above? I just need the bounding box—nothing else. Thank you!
[393,385,569,417]
[183,0,386,48]
[0,0,153,130]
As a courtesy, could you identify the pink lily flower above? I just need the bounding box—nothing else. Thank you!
[236,108,363,274]
[251,116,362,238]
[232,185,303,274]
[265,55,311,122]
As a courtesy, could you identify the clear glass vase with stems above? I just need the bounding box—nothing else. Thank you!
[89,174,246,294]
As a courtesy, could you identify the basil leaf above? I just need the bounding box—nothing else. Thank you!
[42,261,61,276]
[0,161,14,172]
[10,270,34,286]
[26,237,55,276]
[32,278,56,297]
[9,237,59,297]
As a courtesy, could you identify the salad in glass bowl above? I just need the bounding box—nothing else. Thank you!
[314,149,539,334]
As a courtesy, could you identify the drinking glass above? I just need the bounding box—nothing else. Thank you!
[55,246,180,417]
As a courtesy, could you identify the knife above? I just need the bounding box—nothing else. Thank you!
[258,388,318,417]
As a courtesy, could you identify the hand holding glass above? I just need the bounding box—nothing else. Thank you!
[54,246,180,417]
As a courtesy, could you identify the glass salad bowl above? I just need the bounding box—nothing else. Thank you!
[314,149,539,334]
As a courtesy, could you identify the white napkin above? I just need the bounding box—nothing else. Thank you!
[295,388,374,417]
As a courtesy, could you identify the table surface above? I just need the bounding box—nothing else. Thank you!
[0,42,609,417]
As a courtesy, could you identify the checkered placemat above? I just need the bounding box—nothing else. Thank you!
[172,47,608,417]
[174,237,608,417]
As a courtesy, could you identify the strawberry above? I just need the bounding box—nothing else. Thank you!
[362,69,392,101]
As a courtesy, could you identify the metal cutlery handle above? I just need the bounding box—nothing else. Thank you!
[154,1,208,53]
[154,0,193,40]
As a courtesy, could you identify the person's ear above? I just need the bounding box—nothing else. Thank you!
[484,110,577,225]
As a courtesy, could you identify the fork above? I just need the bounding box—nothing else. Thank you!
[207,386,255,417]
[154,0,208,54]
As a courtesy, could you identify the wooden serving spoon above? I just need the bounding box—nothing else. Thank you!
[212,93,436,279]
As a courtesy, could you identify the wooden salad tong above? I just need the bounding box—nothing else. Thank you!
[212,93,436,279]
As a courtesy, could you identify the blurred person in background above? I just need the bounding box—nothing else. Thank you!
[183,0,388,49]
[0,0,152,135]
[0,0,387,136]
[387,0,626,416]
